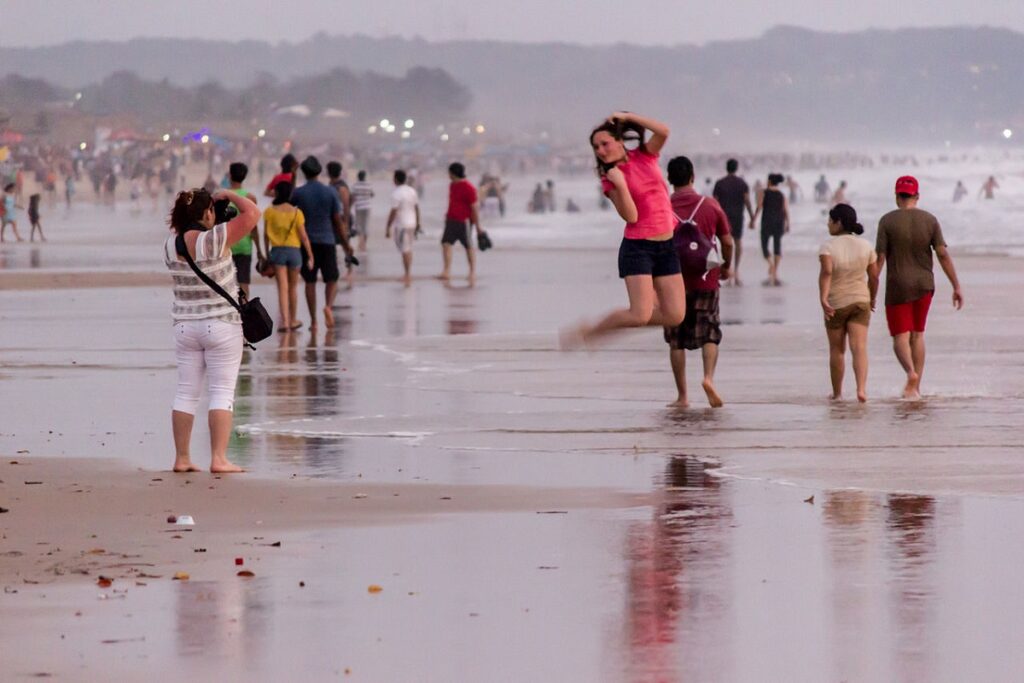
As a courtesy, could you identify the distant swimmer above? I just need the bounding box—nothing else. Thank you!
[818,203,878,402]
[785,175,802,204]
[561,112,684,348]
[831,180,848,206]
[979,175,999,200]
[814,174,831,203]
[952,180,968,203]
[750,173,789,286]
[712,158,754,286]
[875,176,963,399]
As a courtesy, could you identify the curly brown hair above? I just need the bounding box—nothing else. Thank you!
[168,189,214,234]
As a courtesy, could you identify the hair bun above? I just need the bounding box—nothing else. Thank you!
[853,222,864,235]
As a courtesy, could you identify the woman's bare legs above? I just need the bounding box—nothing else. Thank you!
[171,410,201,472]
[826,325,847,400]
[209,409,243,473]
[287,267,301,328]
[274,267,290,328]
[578,274,686,345]
[847,321,869,402]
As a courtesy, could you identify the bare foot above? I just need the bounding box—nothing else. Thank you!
[857,390,867,403]
[323,307,335,329]
[436,272,450,281]
[173,460,201,473]
[702,379,724,408]
[558,323,588,350]
[467,274,476,287]
[666,398,690,408]
[902,372,921,399]
[210,460,245,474]
[829,393,842,401]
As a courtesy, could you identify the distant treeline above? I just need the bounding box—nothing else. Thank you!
[0,66,471,127]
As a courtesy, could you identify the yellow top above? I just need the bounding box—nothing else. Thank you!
[264,205,304,248]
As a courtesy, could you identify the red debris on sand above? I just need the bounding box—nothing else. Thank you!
[235,557,243,566]
[237,570,255,578]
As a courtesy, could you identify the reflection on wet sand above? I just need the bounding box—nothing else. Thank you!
[175,579,270,665]
[886,494,938,683]
[624,456,732,682]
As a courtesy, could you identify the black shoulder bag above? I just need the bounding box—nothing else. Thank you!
[175,232,274,348]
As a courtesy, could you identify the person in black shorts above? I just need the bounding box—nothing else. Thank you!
[712,159,754,285]
[750,173,789,286]
[290,156,354,329]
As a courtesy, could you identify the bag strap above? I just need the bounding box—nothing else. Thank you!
[671,196,707,225]
[175,231,243,313]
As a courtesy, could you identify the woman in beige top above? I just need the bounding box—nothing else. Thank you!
[818,203,879,402]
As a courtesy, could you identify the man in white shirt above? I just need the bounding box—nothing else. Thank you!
[385,169,421,286]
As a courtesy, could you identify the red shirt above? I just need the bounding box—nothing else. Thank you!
[264,172,295,196]
[670,187,731,292]
[446,179,477,221]
[600,148,674,240]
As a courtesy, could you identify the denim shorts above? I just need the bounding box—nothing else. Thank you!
[617,238,682,278]
[270,246,302,269]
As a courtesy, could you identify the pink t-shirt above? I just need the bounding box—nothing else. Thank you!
[600,148,674,240]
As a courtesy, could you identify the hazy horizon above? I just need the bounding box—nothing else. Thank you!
[2,0,1024,48]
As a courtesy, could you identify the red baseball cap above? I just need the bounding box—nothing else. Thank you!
[895,176,919,195]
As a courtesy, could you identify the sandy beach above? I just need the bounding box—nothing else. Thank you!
[2,190,1024,681]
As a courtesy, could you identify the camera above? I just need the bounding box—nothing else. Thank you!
[213,198,238,225]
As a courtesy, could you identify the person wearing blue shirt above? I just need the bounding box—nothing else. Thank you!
[290,156,354,330]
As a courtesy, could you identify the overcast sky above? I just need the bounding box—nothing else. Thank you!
[3,0,1023,47]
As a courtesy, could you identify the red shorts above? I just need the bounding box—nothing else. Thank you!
[885,292,933,336]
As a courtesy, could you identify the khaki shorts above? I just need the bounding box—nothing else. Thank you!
[825,302,871,330]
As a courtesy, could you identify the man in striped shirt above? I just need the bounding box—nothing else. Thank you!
[351,170,374,252]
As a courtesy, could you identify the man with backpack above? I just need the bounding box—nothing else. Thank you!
[664,156,733,408]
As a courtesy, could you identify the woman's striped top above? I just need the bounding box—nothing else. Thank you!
[163,224,241,324]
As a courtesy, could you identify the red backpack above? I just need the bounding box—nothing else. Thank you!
[672,197,721,279]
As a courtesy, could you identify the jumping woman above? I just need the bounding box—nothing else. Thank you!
[562,112,685,347]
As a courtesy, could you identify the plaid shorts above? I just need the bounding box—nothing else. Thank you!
[664,289,722,350]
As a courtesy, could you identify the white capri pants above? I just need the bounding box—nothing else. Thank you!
[173,319,244,414]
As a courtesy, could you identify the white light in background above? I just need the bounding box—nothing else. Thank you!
[162,133,170,142]
[79,142,87,150]
[380,119,390,128]
[1003,128,1013,139]
[404,119,415,129]
[257,129,266,138]
[401,131,411,139]
[367,126,378,134]
[475,124,485,134]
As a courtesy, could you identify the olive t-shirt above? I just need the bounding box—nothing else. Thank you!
[875,208,946,306]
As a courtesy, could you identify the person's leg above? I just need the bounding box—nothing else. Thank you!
[651,274,686,328]
[760,230,772,283]
[909,332,926,393]
[171,322,204,472]
[826,325,847,400]
[892,332,919,399]
[733,238,743,285]
[324,281,338,328]
[440,243,453,280]
[402,251,413,286]
[701,343,723,407]
[466,246,477,285]
[305,282,318,327]
[274,266,290,327]
[35,220,44,242]
[204,321,244,473]
[287,267,301,328]
[9,220,22,242]
[848,321,869,403]
[771,233,782,284]
[582,275,657,343]
[668,347,688,407]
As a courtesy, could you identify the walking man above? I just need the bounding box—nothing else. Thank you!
[439,162,481,284]
[875,176,963,399]
[291,156,355,329]
[665,156,734,408]
[712,159,752,285]
[385,169,420,286]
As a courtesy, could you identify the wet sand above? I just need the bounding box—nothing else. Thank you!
[2,210,1024,680]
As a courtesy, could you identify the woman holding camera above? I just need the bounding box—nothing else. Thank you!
[164,187,259,473]
[262,181,313,330]
[562,111,685,347]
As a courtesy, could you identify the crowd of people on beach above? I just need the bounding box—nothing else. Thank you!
[562,112,963,413]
